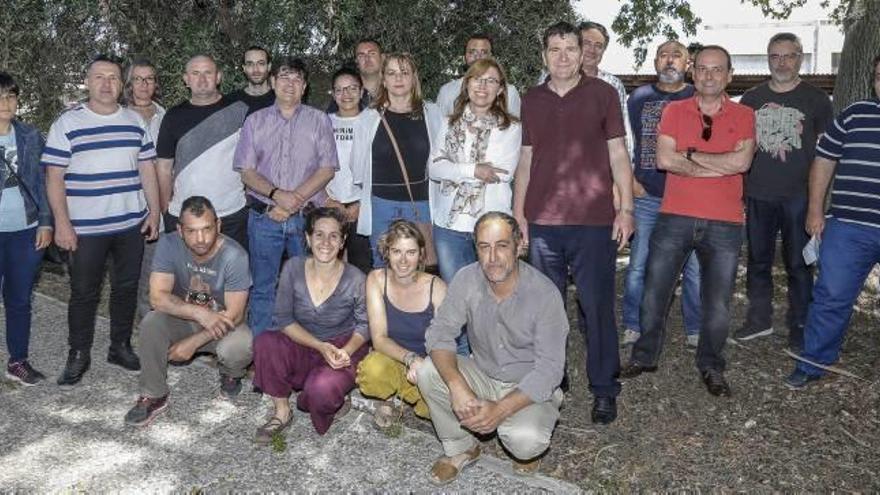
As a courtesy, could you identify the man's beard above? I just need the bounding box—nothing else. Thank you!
[658,67,684,85]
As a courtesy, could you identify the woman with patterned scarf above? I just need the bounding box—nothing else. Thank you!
[428,58,521,354]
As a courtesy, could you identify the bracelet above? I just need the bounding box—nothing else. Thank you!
[268,187,279,200]
[686,147,697,162]
[403,351,417,368]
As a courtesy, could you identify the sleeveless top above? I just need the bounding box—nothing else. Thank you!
[384,270,435,356]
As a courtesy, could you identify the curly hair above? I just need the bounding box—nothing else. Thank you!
[377,219,426,270]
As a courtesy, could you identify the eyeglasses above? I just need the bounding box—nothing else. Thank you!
[331,85,361,96]
[132,76,156,85]
[700,113,713,141]
[471,77,500,87]
[768,53,801,63]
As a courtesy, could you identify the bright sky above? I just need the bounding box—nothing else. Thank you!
[574,0,834,72]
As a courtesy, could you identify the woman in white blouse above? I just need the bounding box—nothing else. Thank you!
[428,58,521,285]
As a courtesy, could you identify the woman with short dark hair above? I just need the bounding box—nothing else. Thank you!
[252,206,369,440]
[0,72,52,385]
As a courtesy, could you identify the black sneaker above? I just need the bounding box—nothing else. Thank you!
[219,374,242,399]
[107,343,141,372]
[124,395,169,426]
[732,325,774,342]
[57,349,91,386]
[701,369,731,397]
[6,360,46,386]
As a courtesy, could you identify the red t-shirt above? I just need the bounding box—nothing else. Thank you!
[521,76,626,226]
[657,96,755,223]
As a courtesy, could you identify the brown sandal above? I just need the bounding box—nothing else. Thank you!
[429,445,481,485]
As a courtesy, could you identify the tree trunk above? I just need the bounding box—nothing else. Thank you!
[832,0,880,112]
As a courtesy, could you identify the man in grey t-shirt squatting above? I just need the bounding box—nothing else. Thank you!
[123,196,253,427]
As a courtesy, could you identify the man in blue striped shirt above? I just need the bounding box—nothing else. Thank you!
[785,54,880,389]
[43,55,161,387]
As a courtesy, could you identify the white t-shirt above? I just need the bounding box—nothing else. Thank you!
[41,104,155,235]
[326,113,361,203]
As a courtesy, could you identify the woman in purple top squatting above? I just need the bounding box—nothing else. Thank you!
[252,207,369,441]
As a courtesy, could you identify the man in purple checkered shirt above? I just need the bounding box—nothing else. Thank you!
[233,56,339,336]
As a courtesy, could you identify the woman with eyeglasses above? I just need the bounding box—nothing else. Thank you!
[325,66,372,274]
[427,59,521,353]
[350,53,444,268]
[124,58,168,320]
[0,72,52,385]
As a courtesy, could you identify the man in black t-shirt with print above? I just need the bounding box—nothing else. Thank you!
[226,45,275,115]
[733,33,834,351]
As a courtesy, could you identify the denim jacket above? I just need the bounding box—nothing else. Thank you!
[0,120,52,228]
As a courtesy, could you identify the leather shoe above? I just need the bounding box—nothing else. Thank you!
[591,396,617,424]
[619,362,657,379]
[701,369,731,397]
[108,343,141,372]
[57,349,91,386]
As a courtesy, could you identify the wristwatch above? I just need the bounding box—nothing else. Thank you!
[686,147,697,161]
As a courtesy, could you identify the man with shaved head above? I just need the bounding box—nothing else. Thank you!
[621,40,702,350]
[155,54,250,250]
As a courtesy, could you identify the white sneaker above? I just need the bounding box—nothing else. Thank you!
[622,329,641,346]
[686,334,699,348]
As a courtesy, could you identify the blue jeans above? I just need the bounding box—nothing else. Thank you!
[623,195,701,335]
[745,196,812,345]
[529,223,620,398]
[0,227,44,362]
[433,225,477,355]
[247,209,305,336]
[797,219,880,376]
[369,196,430,267]
[632,214,743,372]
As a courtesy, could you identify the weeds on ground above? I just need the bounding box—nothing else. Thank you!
[271,430,287,453]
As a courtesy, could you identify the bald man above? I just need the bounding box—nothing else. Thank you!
[155,54,250,250]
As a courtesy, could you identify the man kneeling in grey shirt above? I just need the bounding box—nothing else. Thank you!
[417,211,568,484]
[124,196,253,427]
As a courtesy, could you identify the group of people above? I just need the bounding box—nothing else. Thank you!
[1,17,880,484]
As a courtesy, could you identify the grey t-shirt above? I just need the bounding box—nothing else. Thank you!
[741,81,834,200]
[152,232,251,309]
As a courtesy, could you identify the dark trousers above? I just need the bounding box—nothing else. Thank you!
[0,227,44,362]
[745,196,812,345]
[67,226,144,352]
[164,205,249,252]
[528,223,620,398]
[633,214,743,372]
[345,221,372,275]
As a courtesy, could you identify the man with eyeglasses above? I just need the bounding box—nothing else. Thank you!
[621,45,756,398]
[227,45,275,116]
[734,33,833,351]
[327,38,383,114]
[324,66,371,274]
[155,54,249,252]
[233,56,338,336]
[435,33,521,117]
[784,54,880,390]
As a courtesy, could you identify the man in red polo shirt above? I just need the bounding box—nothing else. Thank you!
[621,45,755,397]
[514,21,635,424]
